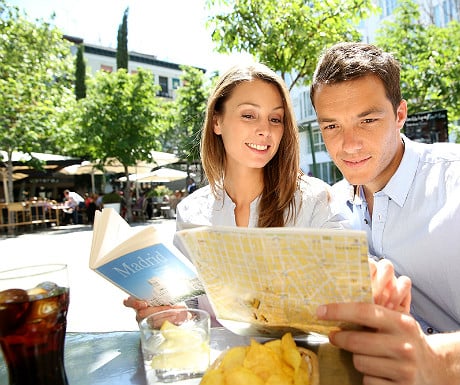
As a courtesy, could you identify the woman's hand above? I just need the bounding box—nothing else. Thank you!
[123,296,187,322]
[369,258,411,313]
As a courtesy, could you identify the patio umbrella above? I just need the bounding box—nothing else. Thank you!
[59,151,180,193]
[1,169,29,203]
[1,150,80,203]
[117,168,189,183]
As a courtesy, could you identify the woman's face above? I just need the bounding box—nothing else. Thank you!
[213,79,285,172]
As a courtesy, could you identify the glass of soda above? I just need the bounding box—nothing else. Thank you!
[0,264,70,385]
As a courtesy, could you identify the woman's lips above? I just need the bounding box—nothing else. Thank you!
[246,143,269,151]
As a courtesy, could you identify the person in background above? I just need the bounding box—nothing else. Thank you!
[125,62,411,324]
[85,193,98,225]
[310,41,460,384]
[169,190,183,218]
[63,189,84,224]
[186,177,198,194]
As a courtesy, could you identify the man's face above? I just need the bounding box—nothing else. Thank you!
[313,74,407,193]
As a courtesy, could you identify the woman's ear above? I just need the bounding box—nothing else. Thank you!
[213,114,222,135]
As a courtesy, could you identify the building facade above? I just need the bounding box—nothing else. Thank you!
[66,35,205,101]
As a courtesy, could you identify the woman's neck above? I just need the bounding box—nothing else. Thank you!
[223,166,264,226]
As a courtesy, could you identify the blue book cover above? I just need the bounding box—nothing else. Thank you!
[90,208,204,306]
[96,243,204,305]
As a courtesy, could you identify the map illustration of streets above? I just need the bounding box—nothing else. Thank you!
[178,226,373,337]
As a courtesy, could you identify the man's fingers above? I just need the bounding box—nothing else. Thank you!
[317,302,405,332]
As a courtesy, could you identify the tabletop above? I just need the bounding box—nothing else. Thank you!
[0,328,362,385]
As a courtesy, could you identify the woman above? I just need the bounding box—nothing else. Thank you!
[125,62,410,321]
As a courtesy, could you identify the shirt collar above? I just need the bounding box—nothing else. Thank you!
[381,135,420,207]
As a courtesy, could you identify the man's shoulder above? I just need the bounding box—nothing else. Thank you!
[406,137,460,162]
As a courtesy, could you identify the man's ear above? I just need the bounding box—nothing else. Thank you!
[396,99,408,131]
[213,114,222,135]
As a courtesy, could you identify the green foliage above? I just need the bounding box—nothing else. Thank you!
[147,185,172,198]
[116,7,129,70]
[161,66,209,163]
[76,68,167,219]
[102,191,123,203]
[75,44,86,99]
[77,68,165,165]
[375,0,460,134]
[206,0,377,89]
[0,1,75,200]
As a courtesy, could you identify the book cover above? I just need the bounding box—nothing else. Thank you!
[176,226,373,337]
[89,208,204,305]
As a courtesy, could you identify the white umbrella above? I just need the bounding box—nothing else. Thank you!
[1,169,29,203]
[118,168,189,183]
[59,151,180,193]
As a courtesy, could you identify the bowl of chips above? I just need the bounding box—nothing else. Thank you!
[200,333,319,385]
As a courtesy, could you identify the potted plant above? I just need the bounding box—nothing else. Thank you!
[102,191,123,214]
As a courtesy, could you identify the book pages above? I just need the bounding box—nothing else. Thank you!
[177,226,372,337]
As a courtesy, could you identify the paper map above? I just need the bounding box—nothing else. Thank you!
[177,226,372,337]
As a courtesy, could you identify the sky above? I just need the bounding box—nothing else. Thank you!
[7,0,253,74]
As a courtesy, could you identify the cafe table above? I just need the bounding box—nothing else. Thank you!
[0,328,362,385]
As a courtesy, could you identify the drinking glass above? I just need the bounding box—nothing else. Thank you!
[0,264,70,385]
[139,308,210,384]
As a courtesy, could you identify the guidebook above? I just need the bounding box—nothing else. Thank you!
[176,226,373,337]
[89,208,204,306]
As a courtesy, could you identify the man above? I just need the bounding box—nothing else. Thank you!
[63,189,85,224]
[310,42,460,384]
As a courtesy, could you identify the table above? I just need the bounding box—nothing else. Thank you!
[0,328,362,385]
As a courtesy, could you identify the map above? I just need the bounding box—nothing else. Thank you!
[177,226,373,337]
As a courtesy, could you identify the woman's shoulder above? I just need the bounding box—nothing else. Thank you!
[177,184,212,207]
[176,185,216,229]
[289,175,346,228]
[297,174,333,200]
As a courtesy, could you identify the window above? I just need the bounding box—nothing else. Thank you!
[100,64,113,72]
[302,91,315,120]
[303,126,326,154]
[313,130,326,153]
[172,78,180,90]
[158,76,169,97]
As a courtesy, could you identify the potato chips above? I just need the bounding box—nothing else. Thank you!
[200,333,319,385]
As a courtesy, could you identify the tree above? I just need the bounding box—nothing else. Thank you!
[77,68,167,221]
[375,0,460,138]
[0,1,75,202]
[206,0,377,89]
[116,7,129,70]
[75,44,86,99]
[162,66,209,164]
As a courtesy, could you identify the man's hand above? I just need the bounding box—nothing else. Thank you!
[316,302,460,384]
[369,258,411,313]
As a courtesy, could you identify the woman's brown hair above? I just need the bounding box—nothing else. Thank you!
[200,62,301,227]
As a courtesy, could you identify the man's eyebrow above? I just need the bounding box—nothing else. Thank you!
[316,116,335,123]
[357,107,385,117]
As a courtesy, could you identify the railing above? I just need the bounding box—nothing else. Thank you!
[0,201,61,234]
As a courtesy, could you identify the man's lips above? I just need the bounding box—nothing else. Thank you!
[342,156,371,168]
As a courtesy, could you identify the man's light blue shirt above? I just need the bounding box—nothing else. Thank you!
[333,136,460,334]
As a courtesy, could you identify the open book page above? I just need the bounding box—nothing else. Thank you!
[176,226,373,337]
[90,208,135,268]
[89,208,204,305]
